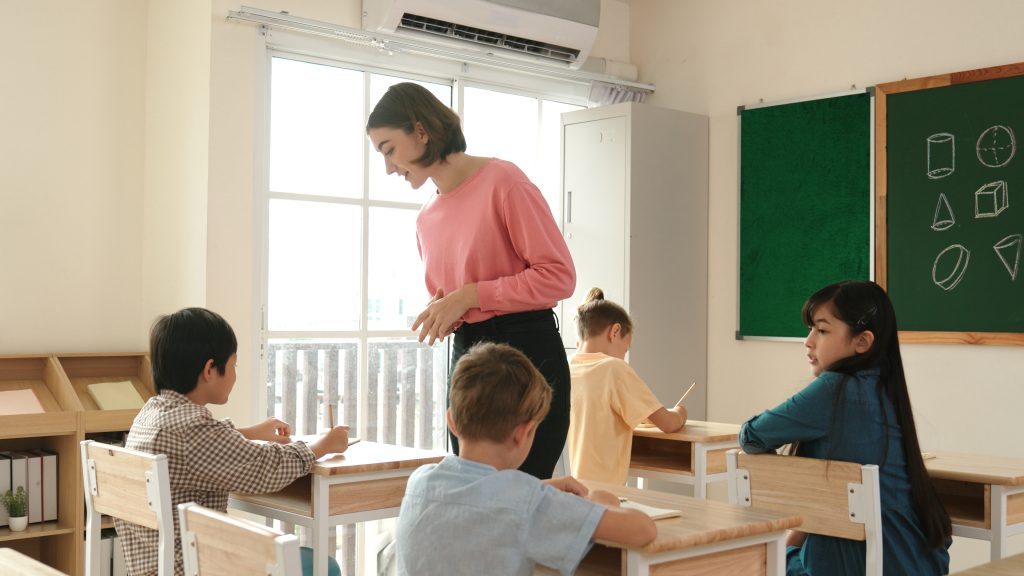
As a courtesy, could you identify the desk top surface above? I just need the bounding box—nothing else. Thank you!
[0,548,67,575]
[633,420,741,443]
[952,552,1024,575]
[924,450,1024,486]
[310,441,446,476]
[584,480,801,554]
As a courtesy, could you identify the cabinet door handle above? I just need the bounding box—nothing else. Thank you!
[566,190,572,224]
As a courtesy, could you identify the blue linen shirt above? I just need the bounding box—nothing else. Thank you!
[395,455,606,576]
[740,369,950,576]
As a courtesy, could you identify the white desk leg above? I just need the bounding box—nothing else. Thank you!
[693,442,707,500]
[314,475,331,576]
[991,484,1007,560]
[624,551,650,576]
[767,536,786,576]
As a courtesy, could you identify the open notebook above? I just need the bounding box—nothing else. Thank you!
[619,498,681,521]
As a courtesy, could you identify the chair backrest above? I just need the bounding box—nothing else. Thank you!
[178,502,300,576]
[727,449,883,576]
[81,439,174,576]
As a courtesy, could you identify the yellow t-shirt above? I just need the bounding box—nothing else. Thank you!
[568,352,664,484]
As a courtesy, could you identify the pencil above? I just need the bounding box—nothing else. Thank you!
[677,381,697,406]
[327,403,335,429]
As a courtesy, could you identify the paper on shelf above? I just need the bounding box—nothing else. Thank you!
[87,381,145,410]
[0,389,45,415]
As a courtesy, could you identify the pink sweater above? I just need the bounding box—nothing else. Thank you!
[416,158,576,325]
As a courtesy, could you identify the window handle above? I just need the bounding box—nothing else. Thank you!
[566,190,572,224]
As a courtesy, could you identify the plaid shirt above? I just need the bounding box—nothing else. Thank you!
[115,390,315,576]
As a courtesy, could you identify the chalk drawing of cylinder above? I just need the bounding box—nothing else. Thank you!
[927,133,955,179]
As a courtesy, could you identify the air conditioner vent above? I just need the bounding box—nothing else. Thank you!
[399,13,581,64]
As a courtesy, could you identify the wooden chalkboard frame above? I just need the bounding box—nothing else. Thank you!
[876,62,1024,346]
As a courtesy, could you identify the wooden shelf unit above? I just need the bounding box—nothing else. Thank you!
[0,353,152,576]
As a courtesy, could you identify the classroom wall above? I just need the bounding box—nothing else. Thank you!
[629,0,1024,569]
[0,1,148,353]
[141,0,212,328]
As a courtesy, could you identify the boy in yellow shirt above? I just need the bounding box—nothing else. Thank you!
[568,288,688,484]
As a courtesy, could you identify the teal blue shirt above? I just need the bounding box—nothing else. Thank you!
[740,369,950,576]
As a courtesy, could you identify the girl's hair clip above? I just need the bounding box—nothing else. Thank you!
[855,306,878,327]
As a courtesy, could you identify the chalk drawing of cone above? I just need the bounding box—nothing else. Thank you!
[994,234,1022,281]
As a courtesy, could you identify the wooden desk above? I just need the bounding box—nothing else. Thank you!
[925,450,1024,560]
[630,420,740,499]
[952,551,1024,575]
[229,441,445,576]
[0,548,68,575]
[536,480,801,576]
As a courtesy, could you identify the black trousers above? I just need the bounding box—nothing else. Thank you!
[448,309,570,480]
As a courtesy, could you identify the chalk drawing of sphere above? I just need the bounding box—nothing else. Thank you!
[932,244,970,291]
[976,125,1016,167]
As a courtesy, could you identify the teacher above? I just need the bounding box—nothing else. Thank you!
[367,83,575,479]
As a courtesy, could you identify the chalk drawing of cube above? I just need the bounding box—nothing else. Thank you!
[974,180,1008,218]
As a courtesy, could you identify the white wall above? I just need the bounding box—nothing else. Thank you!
[142,0,212,328]
[629,0,1024,570]
[0,1,148,353]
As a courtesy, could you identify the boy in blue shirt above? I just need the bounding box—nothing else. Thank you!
[396,342,656,576]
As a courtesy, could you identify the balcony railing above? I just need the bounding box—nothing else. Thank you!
[265,338,449,575]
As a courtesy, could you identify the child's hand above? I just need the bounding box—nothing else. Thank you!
[544,476,589,496]
[309,425,351,459]
[587,489,621,508]
[239,418,291,443]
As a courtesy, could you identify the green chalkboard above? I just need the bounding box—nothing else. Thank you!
[739,92,872,338]
[883,70,1024,336]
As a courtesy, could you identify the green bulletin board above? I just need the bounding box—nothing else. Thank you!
[878,64,1024,343]
[738,92,872,338]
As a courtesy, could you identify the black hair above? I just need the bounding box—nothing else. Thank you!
[803,280,951,548]
[149,308,237,395]
[365,82,467,166]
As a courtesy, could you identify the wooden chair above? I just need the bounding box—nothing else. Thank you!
[727,449,883,576]
[81,440,174,576]
[178,502,300,576]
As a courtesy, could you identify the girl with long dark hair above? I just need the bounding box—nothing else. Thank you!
[740,280,951,575]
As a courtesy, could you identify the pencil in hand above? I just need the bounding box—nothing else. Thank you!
[327,403,335,429]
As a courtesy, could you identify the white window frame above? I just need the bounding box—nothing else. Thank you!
[252,27,589,424]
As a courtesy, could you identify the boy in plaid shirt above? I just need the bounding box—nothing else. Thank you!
[116,308,350,575]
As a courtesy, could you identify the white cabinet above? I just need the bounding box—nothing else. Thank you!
[560,103,709,419]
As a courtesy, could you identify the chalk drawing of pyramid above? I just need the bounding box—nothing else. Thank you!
[994,234,1022,281]
[931,193,955,231]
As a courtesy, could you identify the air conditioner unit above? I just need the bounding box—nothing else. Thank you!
[362,0,600,70]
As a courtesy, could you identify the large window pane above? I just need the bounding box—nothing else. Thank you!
[268,199,361,331]
[270,58,364,197]
[368,207,426,330]
[462,86,539,177]
[367,76,452,202]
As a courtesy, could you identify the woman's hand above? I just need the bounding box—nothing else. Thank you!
[413,285,478,345]
[239,418,291,443]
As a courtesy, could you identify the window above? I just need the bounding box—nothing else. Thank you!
[261,53,582,571]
